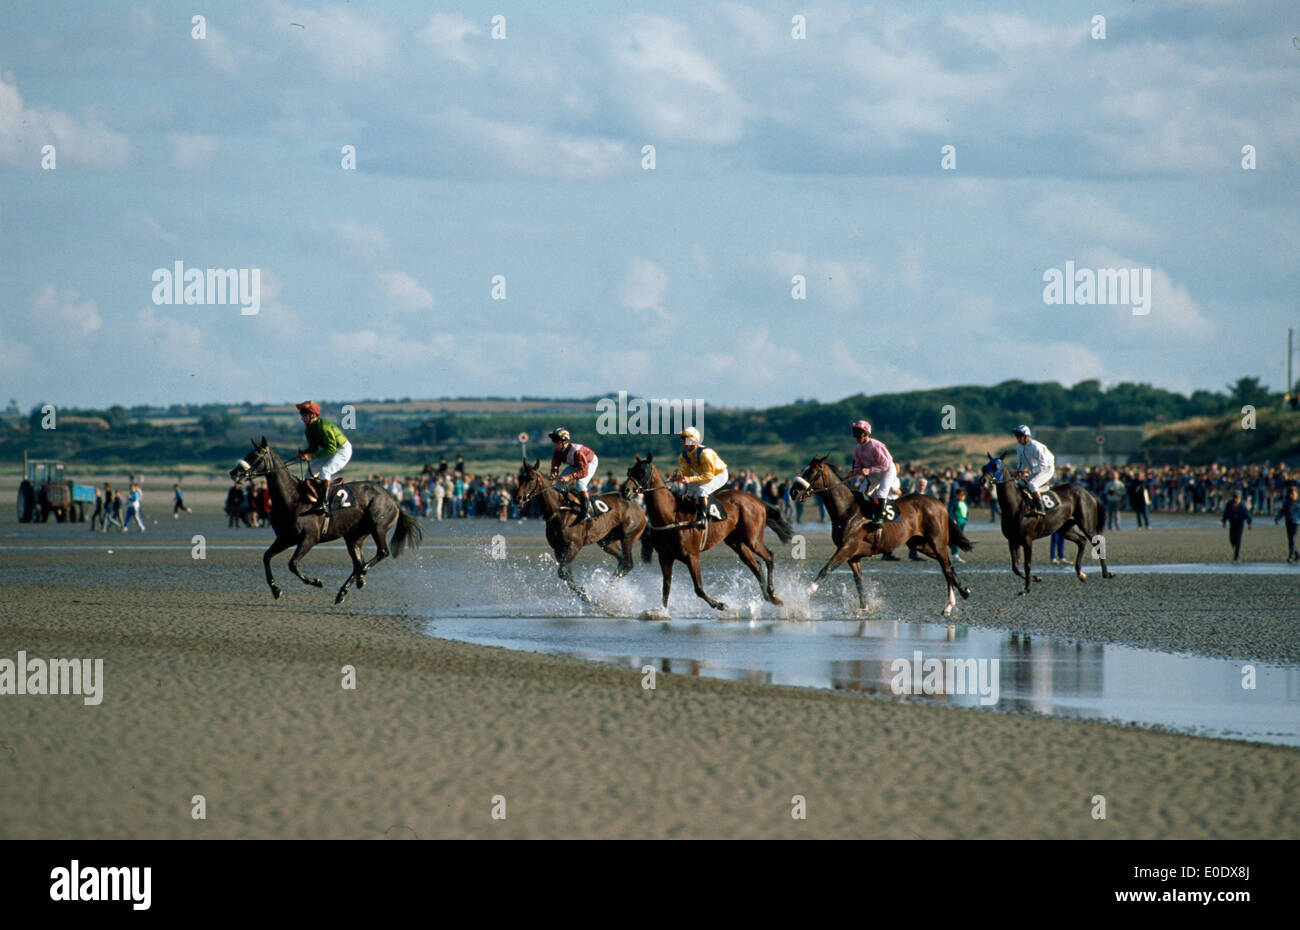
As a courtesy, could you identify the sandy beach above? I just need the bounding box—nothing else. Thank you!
[1,485,1297,839]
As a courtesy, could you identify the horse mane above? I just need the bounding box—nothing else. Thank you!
[823,460,844,479]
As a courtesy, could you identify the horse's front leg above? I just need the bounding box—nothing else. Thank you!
[809,544,856,595]
[1008,540,1024,578]
[686,553,726,611]
[263,536,293,599]
[287,536,324,588]
[1019,542,1034,595]
[556,544,592,603]
[848,559,867,610]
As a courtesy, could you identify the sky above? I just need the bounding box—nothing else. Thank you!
[1,0,1297,410]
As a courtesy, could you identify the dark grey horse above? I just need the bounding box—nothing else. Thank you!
[230,438,421,604]
[979,451,1114,595]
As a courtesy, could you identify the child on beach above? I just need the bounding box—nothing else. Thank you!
[948,488,968,562]
[123,483,145,532]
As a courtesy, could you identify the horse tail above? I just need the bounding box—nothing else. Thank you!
[392,510,423,557]
[764,503,795,543]
[948,517,974,551]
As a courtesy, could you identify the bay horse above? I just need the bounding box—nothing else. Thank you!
[622,456,794,612]
[229,438,421,604]
[789,457,972,616]
[978,451,1115,595]
[515,459,649,604]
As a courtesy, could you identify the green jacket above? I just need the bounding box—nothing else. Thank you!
[304,417,348,457]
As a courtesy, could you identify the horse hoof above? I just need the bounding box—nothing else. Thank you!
[357,575,366,588]
[959,587,971,599]
[769,594,784,606]
[941,608,953,617]
[1077,572,1087,581]
[335,591,347,605]
[808,582,819,595]
[271,586,282,600]
[311,579,323,588]
[713,602,728,611]
[1031,575,1042,582]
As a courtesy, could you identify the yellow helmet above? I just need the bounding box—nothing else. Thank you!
[678,427,701,444]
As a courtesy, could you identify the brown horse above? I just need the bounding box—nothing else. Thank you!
[789,456,972,616]
[516,459,648,604]
[623,456,794,611]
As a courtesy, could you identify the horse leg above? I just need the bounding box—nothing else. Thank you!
[262,536,293,599]
[728,541,776,605]
[597,534,630,576]
[809,545,857,595]
[848,558,867,610]
[335,534,367,604]
[1019,542,1033,595]
[912,537,961,617]
[556,543,593,603]
[1063,525,1090,581]
[287,536,324,588]
[359,521,393,584]
[752,538,781,604]
[686,553,726,611]
[1008,540,1024,578]
[659,551,674,609]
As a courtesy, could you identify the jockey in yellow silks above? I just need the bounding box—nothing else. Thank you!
[672,427,729,529]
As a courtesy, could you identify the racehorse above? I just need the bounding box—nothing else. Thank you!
[978,451,1115,595]
[515,459,649,604]
[789,456,972,616]
[623,456,794,611]
[230,438,421,604]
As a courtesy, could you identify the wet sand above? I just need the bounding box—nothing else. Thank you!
[0,494,1297,838]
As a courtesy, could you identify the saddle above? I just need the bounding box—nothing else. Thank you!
[299,477,349,515]
[677,492,726,522]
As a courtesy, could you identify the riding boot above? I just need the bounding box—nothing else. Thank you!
[578,491,594,523]
[303,478,328,515]
[694,495,710,529]
[854,490,876,522]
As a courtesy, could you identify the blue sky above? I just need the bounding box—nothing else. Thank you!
[1,0,1297,409]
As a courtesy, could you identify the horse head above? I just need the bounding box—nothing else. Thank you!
[623,455,656,499]
[790,455,831,502]
[515,459,545,505]
[230,437,273,482]
[979,450,1006,488]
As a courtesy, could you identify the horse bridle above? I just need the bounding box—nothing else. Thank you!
[793,462,848,497]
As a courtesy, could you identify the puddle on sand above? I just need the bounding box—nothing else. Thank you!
[421,616,1300,747]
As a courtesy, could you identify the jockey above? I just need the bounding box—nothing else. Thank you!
[673,427,729,529]
[548,428,598,522]
[293,401,352,515]
[1013,425,1055,516]
[850,419,898,528]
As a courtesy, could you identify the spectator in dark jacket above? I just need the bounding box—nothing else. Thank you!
[1274,484,1299,563]
[1222,490,1252,561]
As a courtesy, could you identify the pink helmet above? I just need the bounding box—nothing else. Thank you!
[851,419,872,434]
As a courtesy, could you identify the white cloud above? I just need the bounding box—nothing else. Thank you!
[701,326,802,392]
[620,258,669,313]
[770,251,873,312]
[331,221,388,258]
[168,133,218,169]
[30,285,102,335]
[271,2,396,78]
[441,107,628,179]
[420,13,482,67]
[1029,194,1156,246]
[0,74,129,168]
[1088,247,1215,341]
[608,15,748,145]
[137,305,201,357]
[376,272,434,312]
[123,208,180,248]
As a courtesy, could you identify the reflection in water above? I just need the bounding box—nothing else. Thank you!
[423,616,1300,747]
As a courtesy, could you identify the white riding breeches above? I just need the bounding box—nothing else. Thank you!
[310,442,352,481]
[1025,468,1054,493]
[686,470,729,498]
[862,465,899,499]
[560,455,598,492]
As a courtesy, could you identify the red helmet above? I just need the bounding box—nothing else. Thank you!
[296,400,320,417]
[851,419,871,434]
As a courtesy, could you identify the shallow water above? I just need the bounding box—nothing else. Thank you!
[422,614,1300,747]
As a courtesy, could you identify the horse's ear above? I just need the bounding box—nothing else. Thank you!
[635,454,642,463]
[260,436,268,448]
[986,451,993,460]
[250,438,257,449]
[533,459,539,470]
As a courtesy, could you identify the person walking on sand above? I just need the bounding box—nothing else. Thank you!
[172,482,192,518]
[123,482,145,533]
[1222,489,1251,561]
[104,490,124,531]
[89,484,105,532]
[948,487,969,563]
[1274,484,1299,563]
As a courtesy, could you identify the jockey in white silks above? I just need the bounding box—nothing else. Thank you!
[1013,424,1055,515]
[850,419,899,528]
